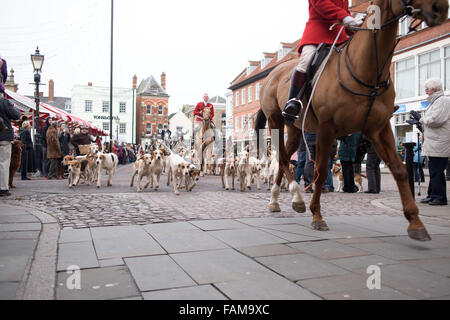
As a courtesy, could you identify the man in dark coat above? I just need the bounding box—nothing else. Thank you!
[19,121,34,180]
[0,95,21,196]
[41,117,52,177]
[70,126,93,155]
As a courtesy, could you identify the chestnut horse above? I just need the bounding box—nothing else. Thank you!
[255,0,448,241]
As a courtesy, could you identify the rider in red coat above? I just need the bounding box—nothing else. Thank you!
[194,93,215,132]
[282,0,362,125]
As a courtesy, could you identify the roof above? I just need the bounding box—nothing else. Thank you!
[229,39,301,90]
[136,75,169,97]
[25,96,71,112]
[209,96,226,104]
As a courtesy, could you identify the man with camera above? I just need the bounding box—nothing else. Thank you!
[0,56,21,196]
[416,78,450,206]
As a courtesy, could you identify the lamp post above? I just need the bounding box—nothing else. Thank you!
[115,117,120,141]
[31,47,44,164]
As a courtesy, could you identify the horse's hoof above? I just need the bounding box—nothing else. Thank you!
[408,228,432,242]
[225,188,229,191]
[312,220,329,231]
[248,186,251,190]
[269,203,281,212]
[292,201,306,213]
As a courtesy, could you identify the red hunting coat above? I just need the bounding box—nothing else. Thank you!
[194,102,214,123]
[298,0,351,54]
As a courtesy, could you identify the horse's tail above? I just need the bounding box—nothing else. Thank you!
[255,109,267,159]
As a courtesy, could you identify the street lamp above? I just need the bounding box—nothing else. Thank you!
[31,47,44,164]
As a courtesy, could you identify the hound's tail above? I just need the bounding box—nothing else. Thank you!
[255,109,267,158]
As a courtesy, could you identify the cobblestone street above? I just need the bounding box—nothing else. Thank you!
[3,164,437,229]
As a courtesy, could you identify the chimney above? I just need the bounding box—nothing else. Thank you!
[132,75,137,89]
[88,82,92,86]
[49,79,54,102]
[161,72,166,90]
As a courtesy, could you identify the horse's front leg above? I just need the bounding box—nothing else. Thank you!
[368,123,430,241]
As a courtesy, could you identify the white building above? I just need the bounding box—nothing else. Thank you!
[168,111,192,142]
[224,90,233,139]
[71,83,135,143]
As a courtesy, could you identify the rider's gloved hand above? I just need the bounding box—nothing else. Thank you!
[343,15,363,27]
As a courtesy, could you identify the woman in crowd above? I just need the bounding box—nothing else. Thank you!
[19,121,33,180]
[58,123,71,179]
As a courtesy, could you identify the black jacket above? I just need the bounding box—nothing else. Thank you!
[0,97,20,141]
[59,131,71,156]
[20,128,33,150]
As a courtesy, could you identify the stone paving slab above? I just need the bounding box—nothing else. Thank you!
[0,215,39,223]
[99,258,124,268]
[0,209,30,216]
[0,223,41,232]
[0,256,30,282]
[146,229,228,253]
[236,217,308,227]
[57,241,99,271]
[297,273,370,296]
[0,282,19,300]
[256,253,349,281]
[124,255,196,292]
[256,227,319,242]
[56,266,139,300]
[0,239,37,257]
[402,258,450,277]
[347,240,447,261]
[288,240,372,260]
[91,226,165,259]
[171,249,276,285]
[236,244,301,258]
[190,219,250,231]
[0,231,40,240]
[257,224,339,240]
[142,285,228,300]
[59,229,92,244]
[322,287,415,300]
[143,222,199,233]
[216,275,321,300]
[207,229,286,248]
[375,264,450,299]
[328,255,398,271]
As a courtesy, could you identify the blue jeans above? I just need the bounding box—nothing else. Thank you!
[296,150,306,183]
[324,155,334,191]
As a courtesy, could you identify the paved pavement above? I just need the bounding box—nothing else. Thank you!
[1,164,449,300]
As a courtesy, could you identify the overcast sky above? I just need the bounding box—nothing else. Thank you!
[1,0,308,114]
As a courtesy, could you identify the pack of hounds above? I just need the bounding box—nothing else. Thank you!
[61,139,365,195]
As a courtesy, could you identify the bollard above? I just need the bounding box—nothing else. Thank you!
[402,142,416,200]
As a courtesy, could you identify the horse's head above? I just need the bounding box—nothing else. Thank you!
[203,107,212,121]
[404,0,448,27]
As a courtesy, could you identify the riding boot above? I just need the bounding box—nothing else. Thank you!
[282,70,307,126]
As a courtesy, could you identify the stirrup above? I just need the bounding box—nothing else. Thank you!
[282,99,303,121]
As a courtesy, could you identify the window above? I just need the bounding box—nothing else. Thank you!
[102,101,109,113]
[445,46,450,90]
[241,89,246,105]
[241,116,245,132]
[235,117,239,133]
[146,105,152,114]
[418,50,441,95]
[255,83,260,101]
[119,102,126,113]
[146,123,151,134]
[248,86,253,103]
[64,100,71,113]
[247,113,253,133]
[235,92,239,107]
[158,105,163,115]
[119,123,126,134]
[103,122,110,131]
[158,124,163,133]
[85,100,93,113]
[395,57,415,99]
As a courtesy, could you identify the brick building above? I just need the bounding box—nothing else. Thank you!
[228,40,300,151]
[135,73,170,145]
[351,0,450,145]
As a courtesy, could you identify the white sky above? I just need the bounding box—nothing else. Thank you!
[1,0,308,114]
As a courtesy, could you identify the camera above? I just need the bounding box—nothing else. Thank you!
[406,110,423,132]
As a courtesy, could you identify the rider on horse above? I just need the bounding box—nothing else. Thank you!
[282,0,362,126]
[194,93,215,133]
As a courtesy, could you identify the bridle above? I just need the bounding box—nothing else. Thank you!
[333,0,423,135]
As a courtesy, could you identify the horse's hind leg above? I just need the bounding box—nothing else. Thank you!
[309,122,334,231]
[285,125,306,213]
[368,123,430,241]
